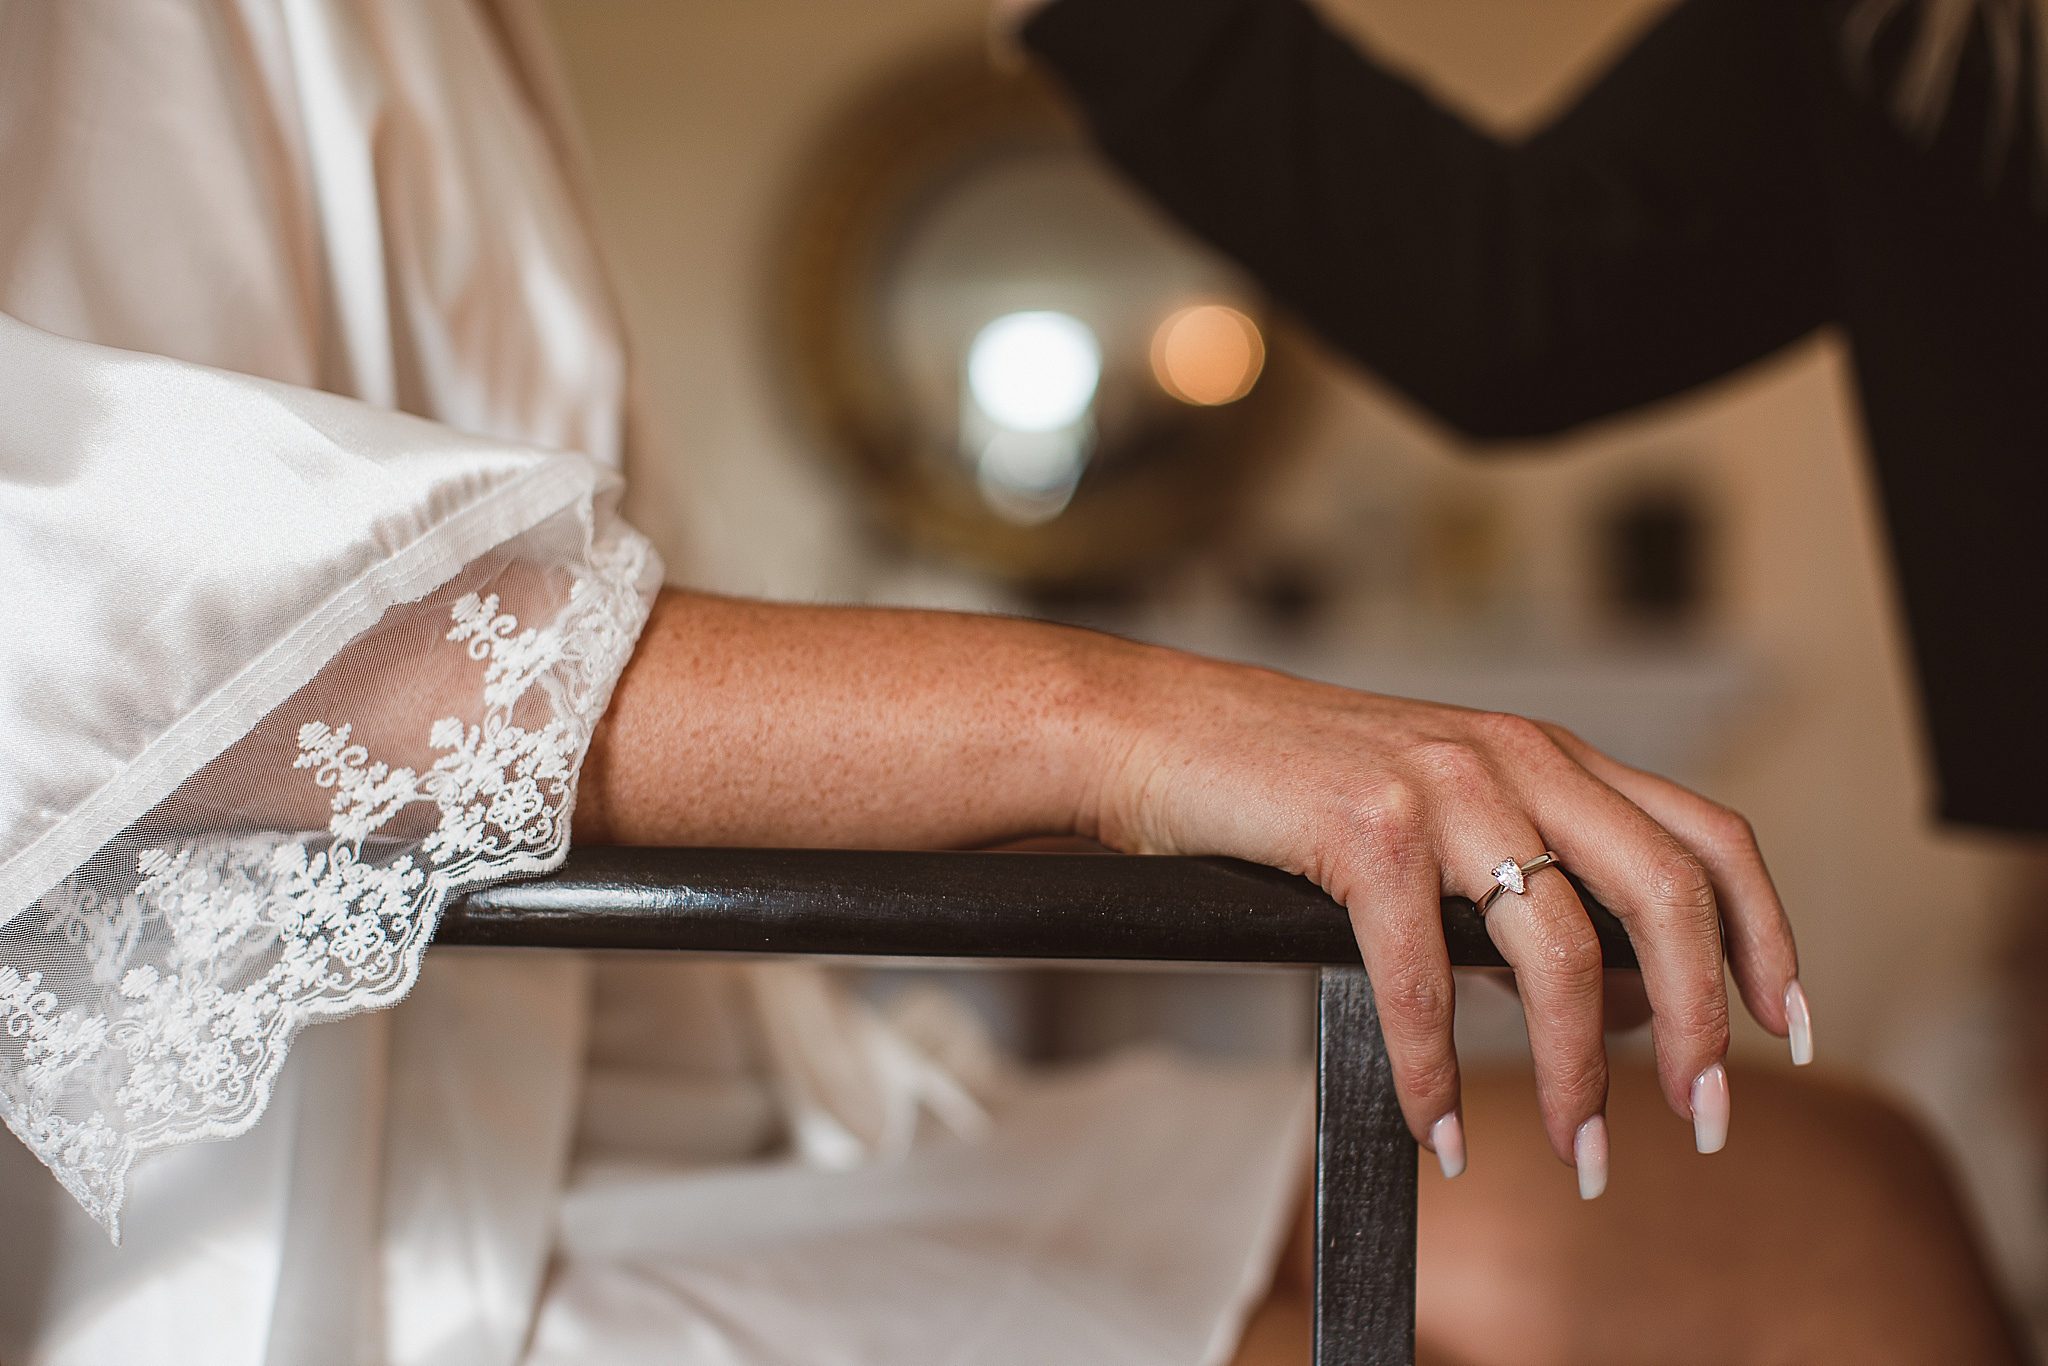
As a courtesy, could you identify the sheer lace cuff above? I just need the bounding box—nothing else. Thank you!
[1,507,658,1239]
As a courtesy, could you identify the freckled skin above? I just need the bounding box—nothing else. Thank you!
[575,589,1115,852]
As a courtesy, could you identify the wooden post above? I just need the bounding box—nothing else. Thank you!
[1314,965,1418,1365]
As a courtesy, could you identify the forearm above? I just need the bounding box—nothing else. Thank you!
[573,588,1135,850]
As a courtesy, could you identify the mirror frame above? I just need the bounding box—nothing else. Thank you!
[772,42,1302,588]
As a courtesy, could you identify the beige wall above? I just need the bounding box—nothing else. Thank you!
[543,0,2041,1296]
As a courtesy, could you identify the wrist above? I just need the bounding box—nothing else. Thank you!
[1045,626,1189,850]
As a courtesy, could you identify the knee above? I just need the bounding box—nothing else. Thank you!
[1764,1075,1970,1229]
[1720,1072,2029,1363]
[1423,1066,2026,1366]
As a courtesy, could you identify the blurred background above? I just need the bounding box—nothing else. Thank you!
[540,0,2046,1342]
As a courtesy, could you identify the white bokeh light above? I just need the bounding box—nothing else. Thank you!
[965,311,1102,433]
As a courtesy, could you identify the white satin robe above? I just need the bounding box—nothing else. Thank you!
[0,3,1311,1363]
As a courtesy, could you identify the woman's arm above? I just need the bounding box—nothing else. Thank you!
[575,591,1109,851]
[1020,0,1836,439]
[577,589,1806,1179]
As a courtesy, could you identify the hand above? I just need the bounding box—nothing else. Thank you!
[578,590,1807,1192]
[1086,645,1807,1189]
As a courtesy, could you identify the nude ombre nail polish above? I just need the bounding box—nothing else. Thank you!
[1430,1112,1467,1180]
[1784,980,1815,1066]
[1691,1062,1730,1154]
[1574,1115,1609,1200]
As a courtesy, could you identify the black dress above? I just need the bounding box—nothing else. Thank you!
[1025,0,2048,833]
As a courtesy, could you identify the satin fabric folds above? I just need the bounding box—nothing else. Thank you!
[0,307,661,1233]
[0,315,643,926]
[0,0,662,1262]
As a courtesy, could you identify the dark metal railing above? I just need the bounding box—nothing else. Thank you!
[440,847,1637,1365]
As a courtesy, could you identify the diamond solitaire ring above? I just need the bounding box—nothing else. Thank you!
[1474,851,1562,915]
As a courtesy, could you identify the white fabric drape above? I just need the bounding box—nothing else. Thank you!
[0,306,662,1233]
[0,313,650,920]
[0,0,663,1238]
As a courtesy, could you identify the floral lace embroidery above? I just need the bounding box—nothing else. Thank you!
[0,530,652,1238]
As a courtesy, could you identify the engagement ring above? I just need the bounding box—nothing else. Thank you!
[1475,851,1562,915]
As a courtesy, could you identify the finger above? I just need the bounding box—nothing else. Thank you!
[1541,724,1806,1063]
[1338,784,1466,1178]
[1499,738,1732,1135]
[1449,807,1609,1186]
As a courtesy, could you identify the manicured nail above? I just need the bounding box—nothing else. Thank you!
[1690,1063,1730,1154]
[1574,1115,1609,1200]
[1429,1112,1467,1180]
[1784,980,1814,1066]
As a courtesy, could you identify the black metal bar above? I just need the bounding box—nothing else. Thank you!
[440,846,1638,968]
[1315,965,1417,1366]
[442,846,1637,1363]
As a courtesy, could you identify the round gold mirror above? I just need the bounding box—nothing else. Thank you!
[776,45,1295,589]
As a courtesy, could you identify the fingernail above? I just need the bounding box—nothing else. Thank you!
[1574,1115,1609,1200]
[1429,1112,1467,1180]
[1784,979,1814,1066]
[1690,1062,1730,1154]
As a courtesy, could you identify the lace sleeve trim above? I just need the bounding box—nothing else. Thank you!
[0,521,656,1240]
[0,456,602,928]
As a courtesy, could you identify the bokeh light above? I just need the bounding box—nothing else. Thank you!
[1150,303,1265,406]
[966,310,1103,432]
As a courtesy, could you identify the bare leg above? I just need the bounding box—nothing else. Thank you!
[1425,1061,2024,1366]
[1232,1062,2023,1366]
